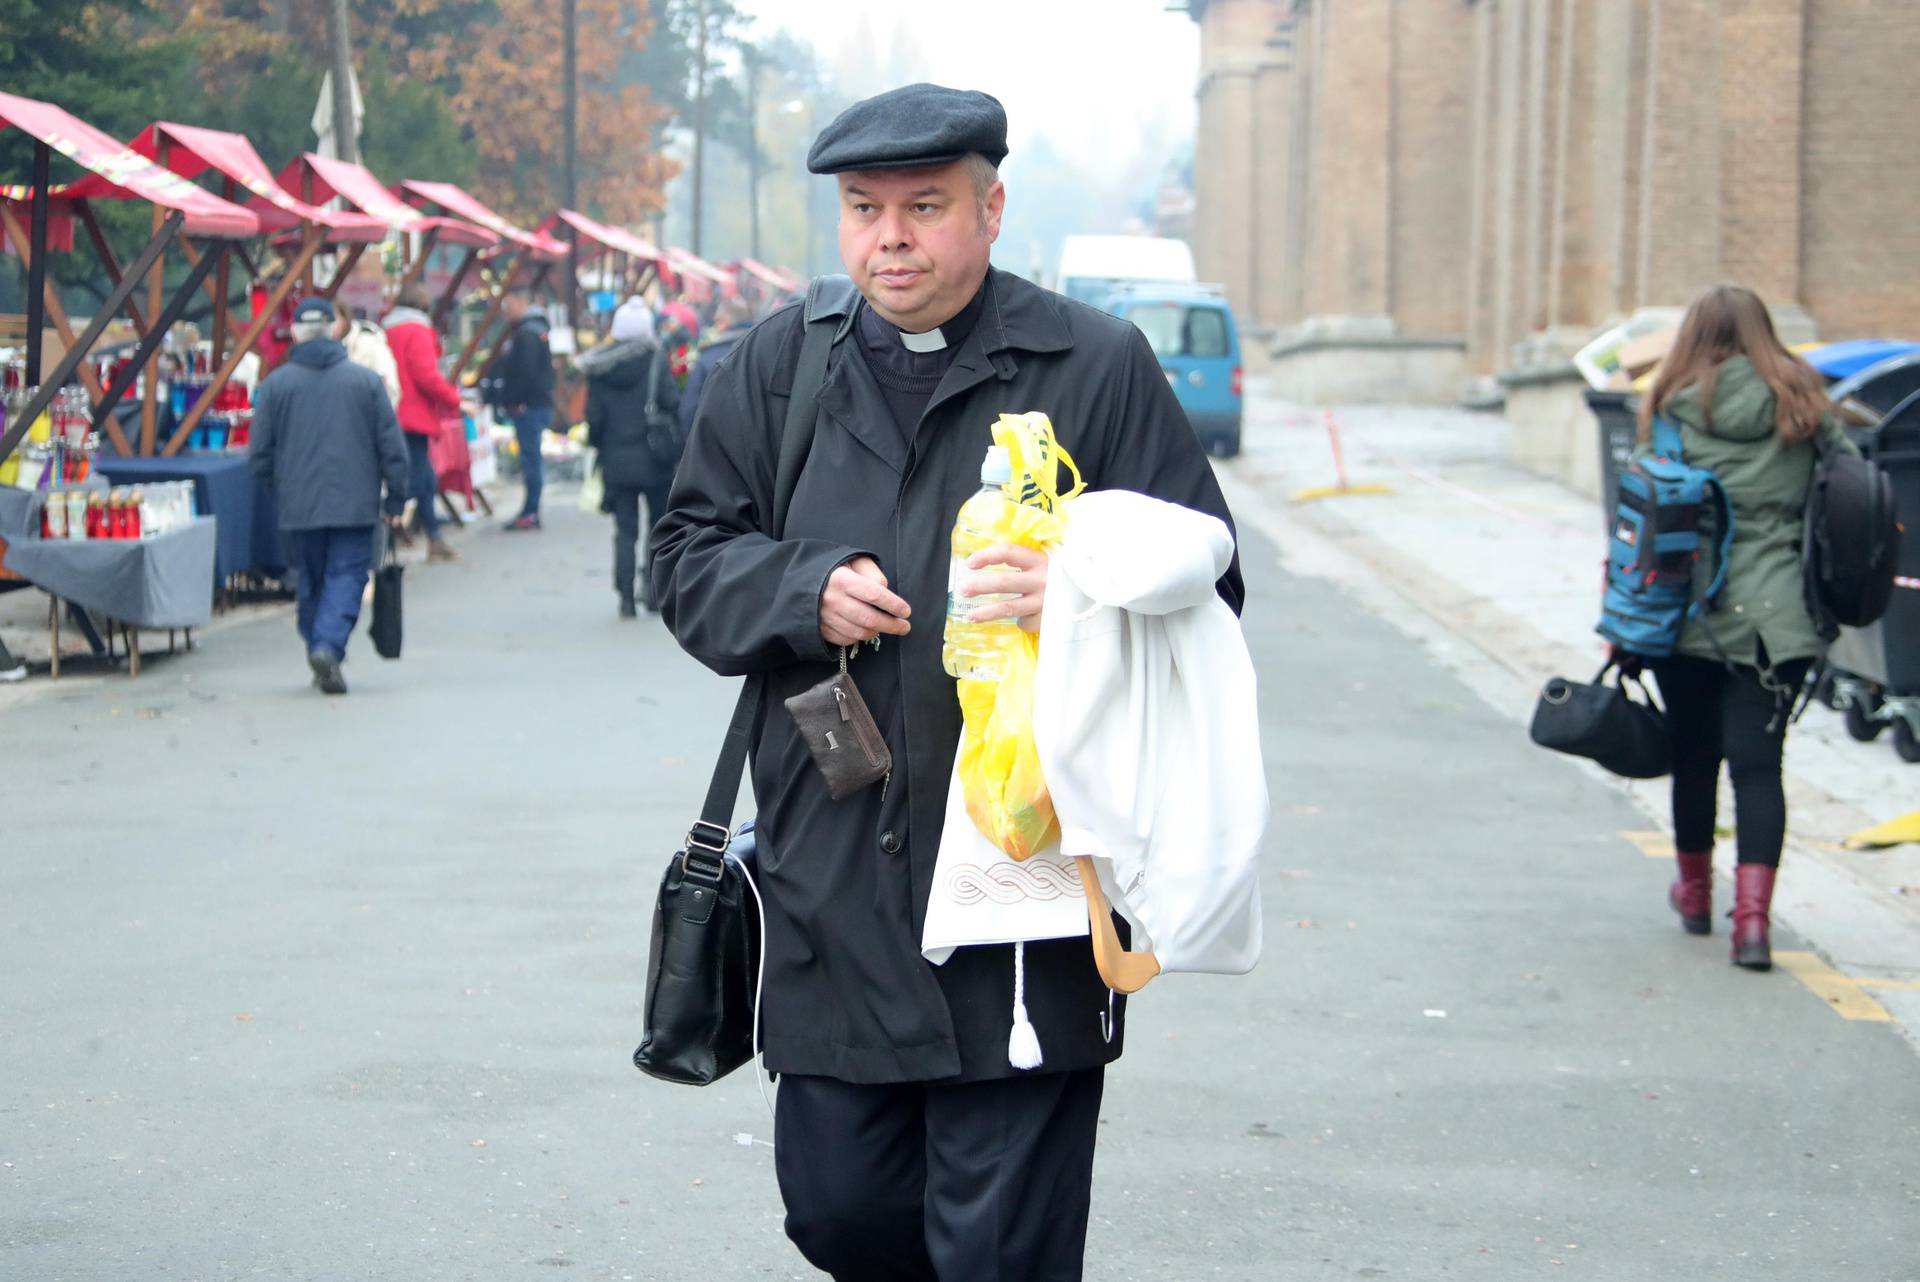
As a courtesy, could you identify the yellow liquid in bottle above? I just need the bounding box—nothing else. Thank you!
[942,484,1022,680]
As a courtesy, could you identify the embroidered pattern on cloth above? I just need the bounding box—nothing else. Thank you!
[944,859,1086,906]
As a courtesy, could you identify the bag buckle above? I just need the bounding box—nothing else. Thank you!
[681,820,732,885]
[686,819,732,855]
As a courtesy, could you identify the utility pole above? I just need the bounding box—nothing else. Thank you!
[691,0,708,257]
[563,0,579,326]
[745,46,760,262]
[327,0,356,164]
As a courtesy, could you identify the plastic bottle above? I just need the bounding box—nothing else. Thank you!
[943,445,1023,680]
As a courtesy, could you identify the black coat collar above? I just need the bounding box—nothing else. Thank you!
[816,268,1075,475]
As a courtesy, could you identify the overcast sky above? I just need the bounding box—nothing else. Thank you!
[732,0,1201,173]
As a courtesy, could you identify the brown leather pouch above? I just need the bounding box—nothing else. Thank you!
[783,649,892,801]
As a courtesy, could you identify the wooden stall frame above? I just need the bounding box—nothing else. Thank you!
[0,209,187,461]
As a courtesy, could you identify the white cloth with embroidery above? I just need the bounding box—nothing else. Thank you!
[922,489,1267,975]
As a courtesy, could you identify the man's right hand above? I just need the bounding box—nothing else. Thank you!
[821,556,912,648]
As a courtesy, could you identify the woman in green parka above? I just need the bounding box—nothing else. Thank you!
[1629,283,1858,971]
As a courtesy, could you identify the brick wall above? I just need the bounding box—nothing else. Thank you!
[1801,0,1920,338]
[1389,0,1473,337]
[1301,0,1392,319]
[1188,0,1920,368]
[1718,0,1805,305]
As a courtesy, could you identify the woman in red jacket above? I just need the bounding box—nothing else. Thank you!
[382,284,465,562]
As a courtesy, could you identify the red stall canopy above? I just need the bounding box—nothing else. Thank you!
[731,257,801,293]
[665,247,734,287]
[398,180,567,261]
[120,123,386,243]
[537,208,665,267]
[0,90,259,239]
[284,153,496,249]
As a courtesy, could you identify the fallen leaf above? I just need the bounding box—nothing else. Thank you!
[234,1012,253,1022]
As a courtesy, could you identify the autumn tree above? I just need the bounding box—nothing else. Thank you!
[149,0,674,226]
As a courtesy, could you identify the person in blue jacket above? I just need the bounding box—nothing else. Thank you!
[248,296,409,694]
[677,296,756,439]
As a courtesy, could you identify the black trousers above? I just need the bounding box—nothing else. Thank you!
[774,1068,1105,1282]
[1650,653,1810,867]
[606,481,671,606]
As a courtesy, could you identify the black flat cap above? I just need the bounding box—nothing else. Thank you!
[807,83,1008,175]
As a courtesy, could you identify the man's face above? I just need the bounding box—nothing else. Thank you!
[502,292,528,322]
[837,161,1004,332]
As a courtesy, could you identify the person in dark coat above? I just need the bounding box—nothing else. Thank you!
[583,299,680,617]
[495,286,556,531]
[651,84,1242,1281]
[676,296,755,439]
[249,295,409,695]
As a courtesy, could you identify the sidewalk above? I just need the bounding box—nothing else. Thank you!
[1222,383,1920,1037]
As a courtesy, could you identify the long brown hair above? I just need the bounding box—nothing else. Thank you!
[1637,283,1827,445]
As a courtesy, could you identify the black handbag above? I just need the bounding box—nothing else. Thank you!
[1529,660,1672,779]
[369,538,403,660]
[632,275,854,1087]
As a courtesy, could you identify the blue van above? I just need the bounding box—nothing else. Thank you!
[1102,284,1242,458]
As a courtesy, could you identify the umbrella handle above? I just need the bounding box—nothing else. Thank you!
[1074,855,1161,994]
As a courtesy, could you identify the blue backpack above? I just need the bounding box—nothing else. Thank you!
[1596,416,1735,658]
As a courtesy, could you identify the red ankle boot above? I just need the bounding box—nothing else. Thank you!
[1731,864,1777,970]
[1669,851,1713,935]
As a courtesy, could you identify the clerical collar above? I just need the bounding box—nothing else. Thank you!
[856,278,989,383]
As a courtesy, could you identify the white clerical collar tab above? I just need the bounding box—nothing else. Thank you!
[900,327,947,353]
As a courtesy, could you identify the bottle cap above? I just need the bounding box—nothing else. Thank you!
[980,445,1012,485]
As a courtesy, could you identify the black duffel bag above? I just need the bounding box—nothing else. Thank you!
[1529,660,1671,779]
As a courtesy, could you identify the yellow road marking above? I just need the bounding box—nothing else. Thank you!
[1855,977,1920,992]
[1773,951,1896,1022]
[1620,830,1671,859]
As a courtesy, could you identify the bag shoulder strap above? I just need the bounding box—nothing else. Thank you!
[643,342,663,419]
[1650,413,1685,459]
[692,276,854,848]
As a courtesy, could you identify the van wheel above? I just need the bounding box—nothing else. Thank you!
[1209,436,1241,460]
[1844,700,1885,742]
[1894,720,1920,764]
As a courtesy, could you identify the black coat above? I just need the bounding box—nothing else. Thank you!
[249,340,409,529]
[652,268,1243,1085]
[495,311,554,411]
[583,339,680,490]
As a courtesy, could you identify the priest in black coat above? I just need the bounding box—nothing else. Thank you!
[651,83,1243,1282]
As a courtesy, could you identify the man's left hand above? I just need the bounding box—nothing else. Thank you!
[963,544,1048,631]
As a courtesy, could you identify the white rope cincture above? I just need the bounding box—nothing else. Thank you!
[1007,940,1044,1070]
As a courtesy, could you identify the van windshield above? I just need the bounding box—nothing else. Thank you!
[1063,277,1128,306]
[1126,303,1230,359]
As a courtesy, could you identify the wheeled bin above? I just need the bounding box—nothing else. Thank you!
[1823,390,1920,762]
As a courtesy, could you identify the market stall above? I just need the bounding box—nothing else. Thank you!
[727,256,804,313]
[278,152,499,328]
[0,93,253,671]
[0,90,260,464]
[119,121,391,456]
[395,180,568,378]
[534,208,670,336]
[660,247,735,306]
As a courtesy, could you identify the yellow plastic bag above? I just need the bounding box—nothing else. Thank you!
[955,412,1084,860]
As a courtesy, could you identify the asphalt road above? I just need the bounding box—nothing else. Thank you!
[3,480,1917,1281]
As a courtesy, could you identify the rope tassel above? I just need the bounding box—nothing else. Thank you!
[1008,940,1044,1070]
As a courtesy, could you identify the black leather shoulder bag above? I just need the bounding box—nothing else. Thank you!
[633,277,856,1086]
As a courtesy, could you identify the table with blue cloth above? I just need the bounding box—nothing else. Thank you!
[92,451,288,581]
